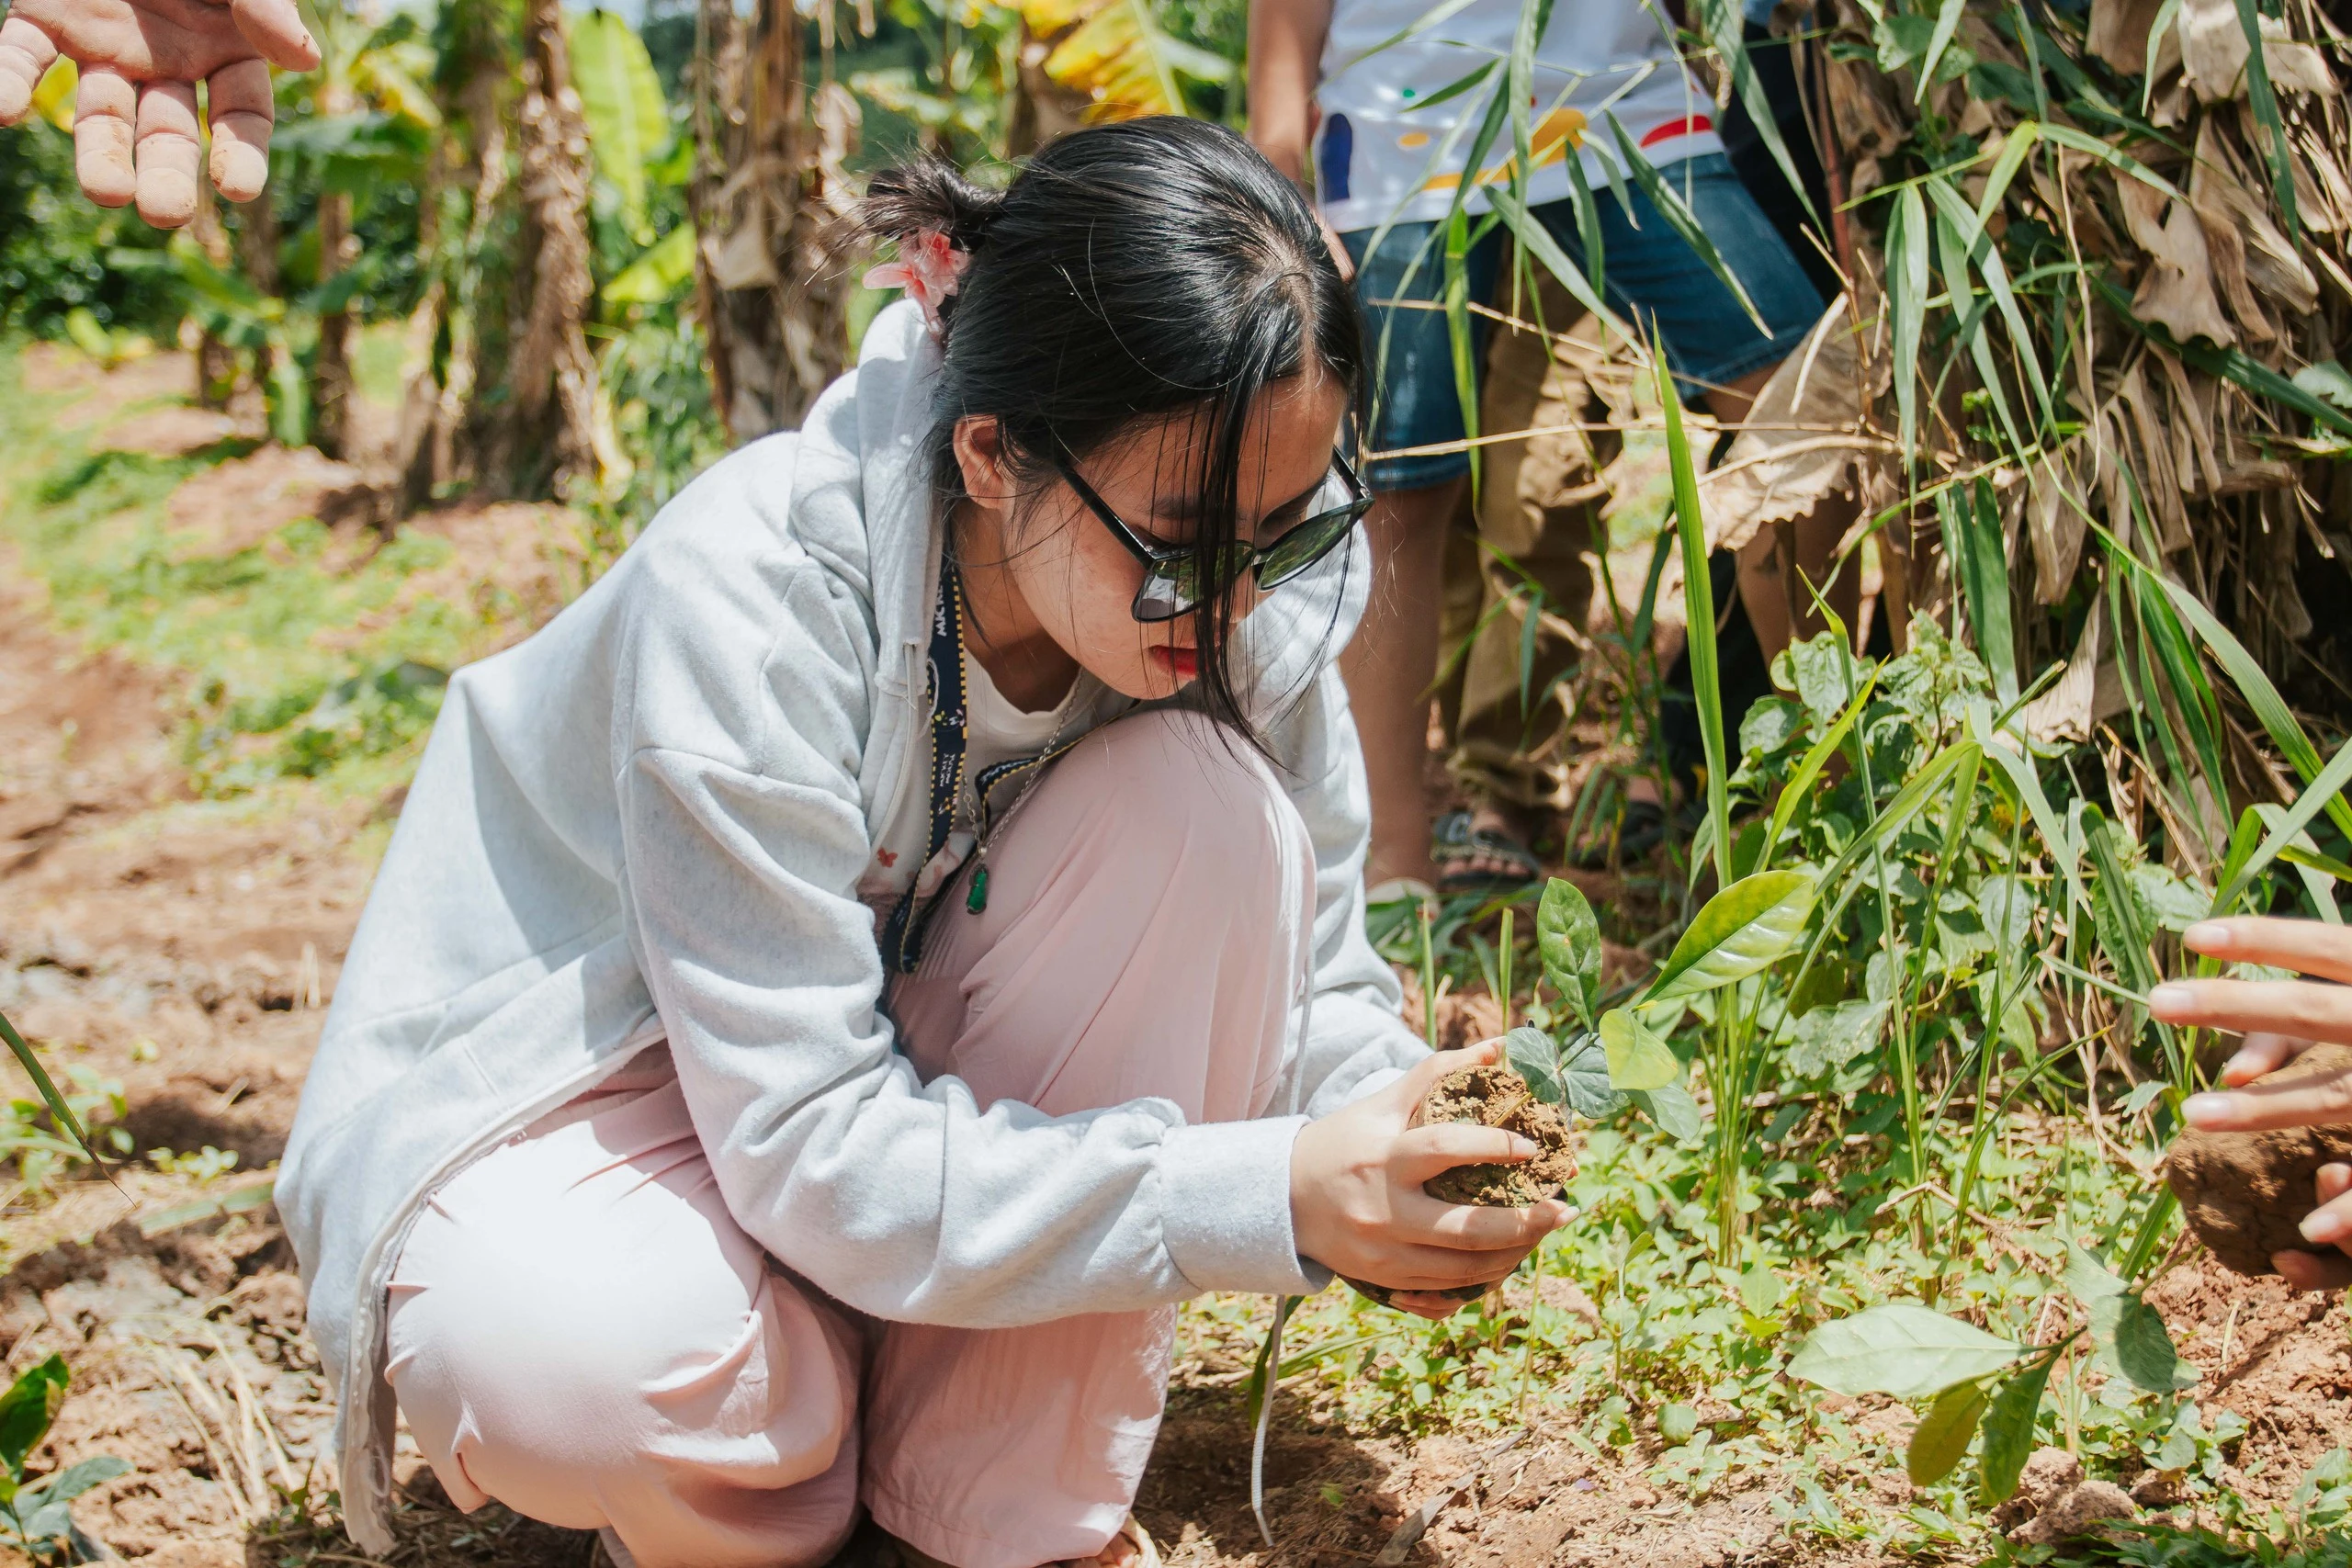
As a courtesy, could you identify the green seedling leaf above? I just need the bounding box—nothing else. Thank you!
[2113,1297,2190,1393]
[28,1454,130,1506]
[1978,1357,2055,1505]
[1505,1027,1566,1105]
[1907,1379,1990,1486]
[0,1354,69,1472]
[1788,1304,2023,1400]
[2064,1244,2127,1304]
[1558,1032,1628,1120]
[1631,1082,1703,1144]
[1738,1264,1785,1317]
[1647,871,1817,1003]
[1786,998,1889,1079]
[1537,877,1603,1028]
[1599,1008,1679,1091]
[1658,1403,1700,1443]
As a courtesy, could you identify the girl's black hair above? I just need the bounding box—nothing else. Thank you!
[858,116,1366,748]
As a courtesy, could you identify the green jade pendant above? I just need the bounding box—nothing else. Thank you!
[967,862,990,914]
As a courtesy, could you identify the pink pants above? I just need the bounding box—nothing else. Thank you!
[383,709,1317,1568]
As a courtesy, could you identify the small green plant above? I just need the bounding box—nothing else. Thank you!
[147,1145,241,1183]
[0,1355,129,1563]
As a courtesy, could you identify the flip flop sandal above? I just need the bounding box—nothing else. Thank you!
[1431,809,1544,894]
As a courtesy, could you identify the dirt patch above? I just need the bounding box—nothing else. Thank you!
[1420,1065,1577,1208]
[2167,1043,2352,1275]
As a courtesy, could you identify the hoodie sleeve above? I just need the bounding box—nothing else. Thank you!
[611,541,1323,1329]
[1270,660,1432,1117]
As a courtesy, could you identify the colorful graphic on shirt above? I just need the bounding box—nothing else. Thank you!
[1417,106,1588,193]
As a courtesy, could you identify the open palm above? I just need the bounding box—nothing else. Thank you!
[0,0,317,226]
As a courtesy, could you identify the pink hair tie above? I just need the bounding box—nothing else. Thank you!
[863,229,971,338]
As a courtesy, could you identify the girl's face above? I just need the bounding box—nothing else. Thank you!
[953,368,1351,703]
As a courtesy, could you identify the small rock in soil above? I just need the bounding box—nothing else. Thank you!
[2167,1043,2352,1276]
[2008,1480,2138,1546]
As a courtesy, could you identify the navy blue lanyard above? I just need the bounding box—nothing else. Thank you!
[881,564,1084,975]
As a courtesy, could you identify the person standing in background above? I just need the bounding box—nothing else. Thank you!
[1250,0,1834,897]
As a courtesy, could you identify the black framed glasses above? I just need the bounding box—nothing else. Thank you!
[1053,447,1373,623]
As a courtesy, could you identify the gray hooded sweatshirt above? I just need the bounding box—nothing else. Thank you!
[278,301,1426,1551]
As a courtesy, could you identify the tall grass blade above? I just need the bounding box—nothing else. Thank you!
[0,1009,108,1170]
[1946,480,2016,701]
[1606,112,1766,333]
[1655,322,1733,881]
[2230,0,2300,238]
[1758,672,1878,874]
[1890,186,1929,463]
[2211,738,2352,914]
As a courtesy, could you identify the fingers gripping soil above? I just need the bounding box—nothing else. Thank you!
[2170,1043,2352,1275]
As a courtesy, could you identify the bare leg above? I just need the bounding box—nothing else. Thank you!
[1343,478,1463,890]
[1707,364,1861,666]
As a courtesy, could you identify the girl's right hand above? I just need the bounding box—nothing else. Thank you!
[1289,1041,1568,1320]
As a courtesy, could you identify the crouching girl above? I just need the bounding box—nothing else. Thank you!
[278,117,1565,1568]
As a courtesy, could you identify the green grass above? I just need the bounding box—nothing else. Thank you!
[0,340,560,800]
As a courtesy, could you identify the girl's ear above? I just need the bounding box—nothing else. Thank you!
[951,415,1015,521]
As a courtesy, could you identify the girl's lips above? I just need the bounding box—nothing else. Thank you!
[1151,646,1199,682]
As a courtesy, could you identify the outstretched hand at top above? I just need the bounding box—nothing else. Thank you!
[0,0,318,227]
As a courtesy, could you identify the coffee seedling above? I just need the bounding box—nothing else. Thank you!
[0,1355,129,1562]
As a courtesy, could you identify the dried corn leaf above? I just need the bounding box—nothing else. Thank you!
[2181,0,2335,101]
[2151,345,2227,502]
[2120,361,2191,550]
[2025,597,2129,744]
[2117,177,2240,347]
[1702,300,1884,553]
[2194,120,2322,312]
[2027,442,2092,602]
[2088,0,2166,74]
[2291,122,2352,232]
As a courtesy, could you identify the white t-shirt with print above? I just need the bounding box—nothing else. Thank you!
[858,653,1129,928]
[1313,0,1725,233]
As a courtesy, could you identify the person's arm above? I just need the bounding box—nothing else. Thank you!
[0,0,316,225]
[1247,0,1331,186]
[2155,916,2352,1289]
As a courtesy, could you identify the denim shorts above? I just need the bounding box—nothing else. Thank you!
[1342,153,1826,491]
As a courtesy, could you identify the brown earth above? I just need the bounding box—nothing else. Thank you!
[1419,1065,1577,1209]
[9,347,2352,1568]
[2168,1043,2352,1276]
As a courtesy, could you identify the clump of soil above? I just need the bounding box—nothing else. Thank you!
[2167,1043,2352,1276]
[1347,1065,1576,1308]
[1419,1064,1577,1206]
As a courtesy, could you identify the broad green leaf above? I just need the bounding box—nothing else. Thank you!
[1631,1082,1703,1144]
[1978,1357,2054,1505]
[1558,1032,1627,1120]
[1647,871,1817,1003]
[1537,877,1602,1027]
[604,224,696,307]
[2294,362,2352,412]
[33,1455,130,1505]
[1907,1379,1989,1485]
[1659,1404,1700,1443]
[0,1355,68,1472]
[1505,1026,1565,1105]
[2064,1243,2127,1304]
[567,9,669,229]
[1599,1008,1679,1092]
[1738,1265,1785,1316]
[1786,998,1888,1079]
[1788,1304,2022,1400]
[2113,1297,2189,1393]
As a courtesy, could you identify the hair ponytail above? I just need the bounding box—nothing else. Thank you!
[855,118,1366,751]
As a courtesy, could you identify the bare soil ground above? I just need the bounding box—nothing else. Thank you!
[5,347,2350,1568]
